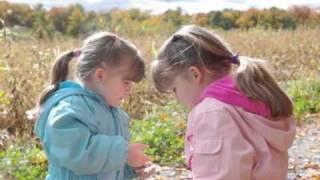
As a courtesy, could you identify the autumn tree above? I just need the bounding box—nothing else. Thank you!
[66,4,87,37]
[208,9,240,30]
[236,8,260,29]
[32,4,54,39]
[258,7,296,29]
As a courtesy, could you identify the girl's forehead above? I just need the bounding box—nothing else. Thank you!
[110,66,130,76]
[112,64,138,81]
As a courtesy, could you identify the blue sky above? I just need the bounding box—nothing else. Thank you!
[6,0,320,14]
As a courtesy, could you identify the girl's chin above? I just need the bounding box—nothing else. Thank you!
[109,99,123,107]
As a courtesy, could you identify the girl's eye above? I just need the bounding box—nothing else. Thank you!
[172,88,176,93]
[124,81,131,86]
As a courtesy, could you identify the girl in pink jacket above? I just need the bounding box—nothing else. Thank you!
[151,25,296,180]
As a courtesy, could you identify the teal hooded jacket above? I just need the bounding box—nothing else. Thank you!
[35,81,136,180]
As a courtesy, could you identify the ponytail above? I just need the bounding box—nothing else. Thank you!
[37,50,76,106]
[235,57,293,118]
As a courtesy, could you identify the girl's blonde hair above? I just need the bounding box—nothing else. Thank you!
[38,32,145,106]
[152,25,293,118]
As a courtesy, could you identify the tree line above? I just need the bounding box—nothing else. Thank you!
[1,1,320,39]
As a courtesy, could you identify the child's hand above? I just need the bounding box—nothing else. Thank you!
[128,143,150,168]
[135,162,159,180]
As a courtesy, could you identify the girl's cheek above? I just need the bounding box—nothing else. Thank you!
[123,89,131,98]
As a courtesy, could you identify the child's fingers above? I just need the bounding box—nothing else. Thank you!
[134,153,150,168]
[135,163,158,180]
[139,153,150,163]
[135,167,155,180]
[144,161,153,166]
[135,168,144,174]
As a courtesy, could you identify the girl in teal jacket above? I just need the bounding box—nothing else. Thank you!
[34,32,149,179]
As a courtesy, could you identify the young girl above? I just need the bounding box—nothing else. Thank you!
[152,25,296,179]
[35,32,151,179]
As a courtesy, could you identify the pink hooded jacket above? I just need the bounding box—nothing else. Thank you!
[185,76,296,180]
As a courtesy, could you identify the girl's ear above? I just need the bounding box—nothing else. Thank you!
[95,67,105,81]
[188,66,202,84]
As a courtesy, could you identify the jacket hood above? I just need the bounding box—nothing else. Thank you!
[199,75,296,151]
[34,81,104,140]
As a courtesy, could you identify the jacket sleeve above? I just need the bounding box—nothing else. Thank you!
[45,99,128,176]
[116,109,138,179]
[190,108,255,180]
[123,164,137,179]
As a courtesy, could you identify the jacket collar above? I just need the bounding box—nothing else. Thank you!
[197,75,271,118]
